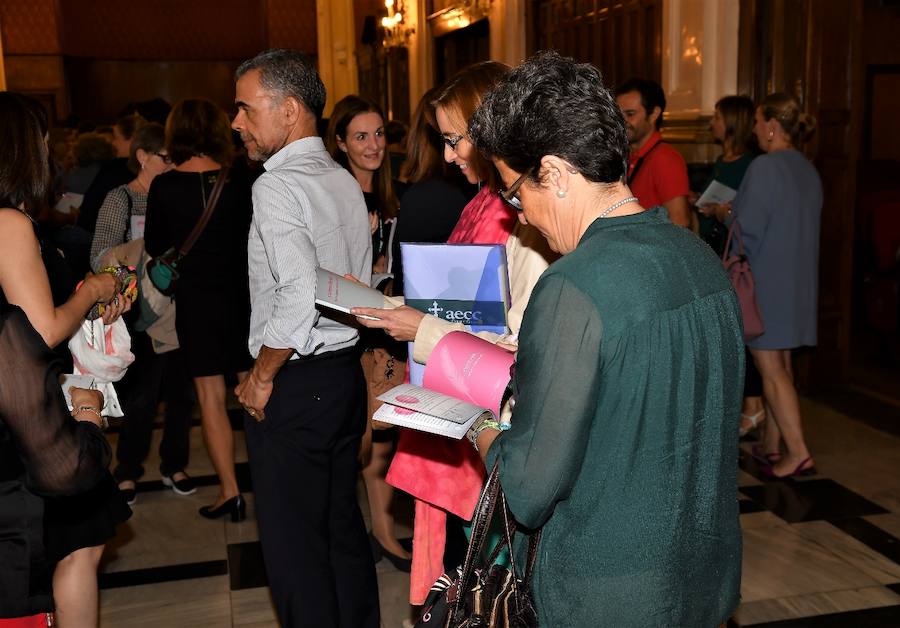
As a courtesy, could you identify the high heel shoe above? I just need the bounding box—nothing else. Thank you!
[739,411,765,437]
[199,495,246,522]
[761,457,817,479]
[751,444,782,464]
[369,532,412,572]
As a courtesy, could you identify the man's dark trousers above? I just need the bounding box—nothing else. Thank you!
[245,347,380,628]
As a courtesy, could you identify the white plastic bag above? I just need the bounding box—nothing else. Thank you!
[68,318,135,383]
[60,374,124,418]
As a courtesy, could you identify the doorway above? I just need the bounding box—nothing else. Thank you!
[850,65,900,407]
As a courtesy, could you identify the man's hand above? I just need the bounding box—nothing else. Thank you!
[235,371,273,422]
[236,345,294,421]
[351,305,426,342]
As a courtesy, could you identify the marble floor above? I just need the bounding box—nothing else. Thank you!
[93,395,900,627]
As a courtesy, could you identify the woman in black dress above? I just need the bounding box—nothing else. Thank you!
[0,305,116,625]
[325,95,413,569]
[144,99,253,521]
[0,91,131,628]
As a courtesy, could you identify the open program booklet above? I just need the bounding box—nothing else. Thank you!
[314,267,385,320]
[374,383,494,439]
[373,331,515,439]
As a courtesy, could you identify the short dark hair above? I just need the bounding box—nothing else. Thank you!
[616,77,667,130]
[469,51,629,185]
[73,133,116,167]
[385,120,408,146]
[166,99,234,166]
[236,49,327,120]
[128,123,166,174]
[0,92,51,214]
[115,113,145,140]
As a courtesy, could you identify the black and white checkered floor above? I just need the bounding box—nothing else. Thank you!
[96,394,900,627]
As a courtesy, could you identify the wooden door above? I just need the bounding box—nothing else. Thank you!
[738,0,862,390]
[529,0,662,87]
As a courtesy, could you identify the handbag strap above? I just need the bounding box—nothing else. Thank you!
[452,461,542,620]
[722,219,746,261]
[495,491,541,587]
[178,165,230,257]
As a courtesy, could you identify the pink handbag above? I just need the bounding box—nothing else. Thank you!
[722,221,765,341]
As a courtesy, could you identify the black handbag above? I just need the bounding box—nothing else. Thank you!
[415,461,541,628]
[146,166,229,296]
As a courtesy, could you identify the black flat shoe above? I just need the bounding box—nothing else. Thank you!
[162,472,198,496]
[199,495,246,522]
[369,532,412,572]
[120,487,137,505]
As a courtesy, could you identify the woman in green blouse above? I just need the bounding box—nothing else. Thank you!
[696,95,757,256]
[465,52,745,627]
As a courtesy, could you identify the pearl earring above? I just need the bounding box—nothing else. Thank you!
[767,131,774,142]
[556,189,567,198]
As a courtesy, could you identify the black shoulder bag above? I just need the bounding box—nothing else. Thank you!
[415,461,541,628]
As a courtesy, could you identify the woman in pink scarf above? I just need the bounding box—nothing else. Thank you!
[353,61,556,604]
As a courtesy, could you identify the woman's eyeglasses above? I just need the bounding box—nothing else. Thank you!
[154,152,172,164]
[500,169,532,212]
[441,134,464,151]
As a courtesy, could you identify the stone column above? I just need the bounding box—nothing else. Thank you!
[406,0,433,117]
[489,0,527,67]
[317,0,360,117]
[0,19,7,91]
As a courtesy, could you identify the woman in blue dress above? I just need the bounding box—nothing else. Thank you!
[731,93,822,477]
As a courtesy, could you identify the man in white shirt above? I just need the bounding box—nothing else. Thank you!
[232,49,378,628]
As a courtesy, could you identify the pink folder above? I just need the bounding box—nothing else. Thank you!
[422,331,515,419]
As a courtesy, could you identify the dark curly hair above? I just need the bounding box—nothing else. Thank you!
[166,99,234,166]
[469,51,629,186]
[616,77,667,131]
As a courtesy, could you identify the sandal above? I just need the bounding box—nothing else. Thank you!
[762,457,817,479]
[751,443,782,464]
[739,410,765,437]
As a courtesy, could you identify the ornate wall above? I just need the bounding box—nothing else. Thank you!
[0,0,66,117]
[0,0,318,121]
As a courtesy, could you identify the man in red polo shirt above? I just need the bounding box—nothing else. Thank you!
[616,78,691,227]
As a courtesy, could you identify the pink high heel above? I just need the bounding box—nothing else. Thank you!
[762,457,817,479]
[751,444,782,464]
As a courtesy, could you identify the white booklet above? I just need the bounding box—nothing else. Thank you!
[373,383,494,439]
[696,180,737,207]
[314,267,385,320]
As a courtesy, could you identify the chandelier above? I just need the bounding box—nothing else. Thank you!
[381,0,415,49]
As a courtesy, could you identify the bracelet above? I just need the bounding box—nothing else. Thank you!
[73,405,107,430]
[466,415,508,452]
